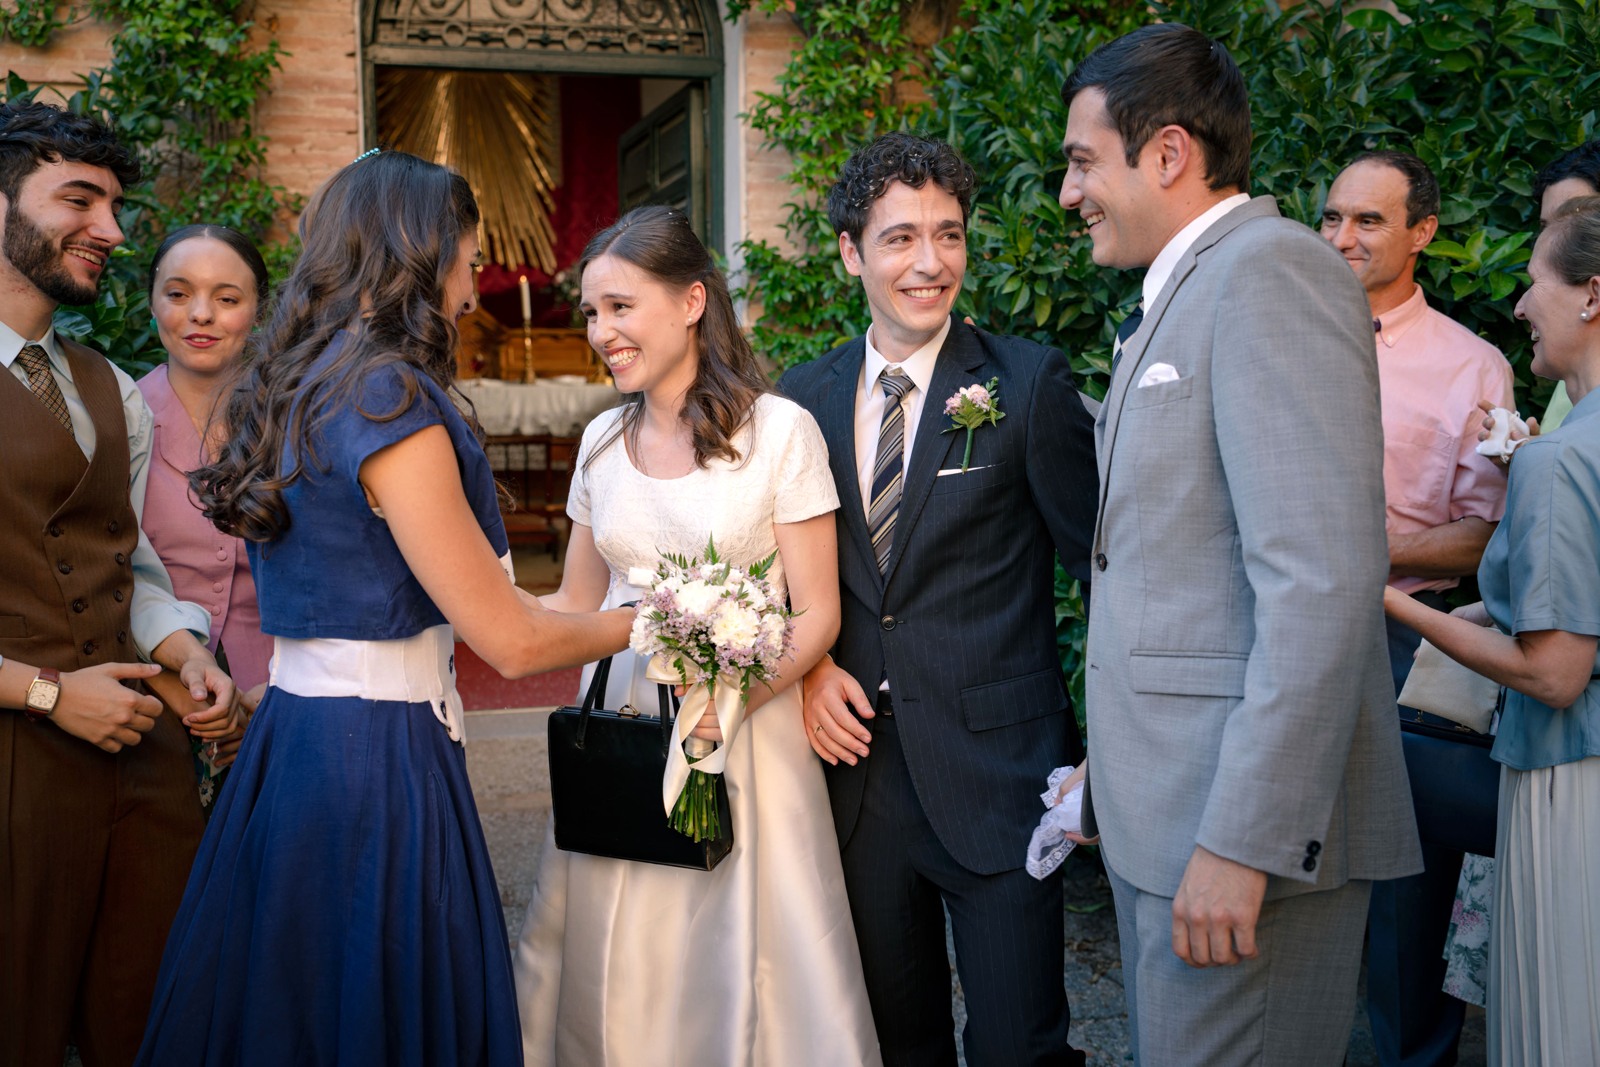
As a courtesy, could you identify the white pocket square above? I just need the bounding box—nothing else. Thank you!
[1136,362,1182,388]
[937,464,992,477]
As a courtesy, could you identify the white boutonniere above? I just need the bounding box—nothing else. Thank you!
[942,377,1004,472]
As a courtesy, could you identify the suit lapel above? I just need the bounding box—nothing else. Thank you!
[1096,197,1281,531]
[817,338,876,581]
[882,321,983,584]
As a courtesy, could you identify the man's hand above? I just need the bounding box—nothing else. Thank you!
[52,662,164,752]
[801,656,874,765]
[150,630,235,728]
[1171,845,1269,968]
[146,669,243,741]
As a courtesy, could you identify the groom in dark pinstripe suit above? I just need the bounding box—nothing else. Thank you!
[780,133,1100,1067]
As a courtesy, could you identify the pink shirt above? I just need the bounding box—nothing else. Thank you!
[1376,285,1514,594]
[136,365,272,690]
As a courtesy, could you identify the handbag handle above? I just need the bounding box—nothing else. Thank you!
[573,654,678,755]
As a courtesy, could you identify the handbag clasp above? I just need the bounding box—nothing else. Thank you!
[617,703,641,718]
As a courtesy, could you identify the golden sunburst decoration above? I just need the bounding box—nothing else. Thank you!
[377,69,560,274]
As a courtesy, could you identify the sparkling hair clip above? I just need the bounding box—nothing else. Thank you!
[351,146,381,164]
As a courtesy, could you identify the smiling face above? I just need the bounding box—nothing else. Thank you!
[581,252,705,402]
[1515,231,1599,382]
[0,159,124,308]
[441,233,481,323]
[151,236,260,378]
[838,180,966,359]
[1058,88,1168,270]
[1319,161,1435,314]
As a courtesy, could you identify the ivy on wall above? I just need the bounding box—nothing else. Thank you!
[2,0,293,371]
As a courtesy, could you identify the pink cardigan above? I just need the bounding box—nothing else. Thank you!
[136,365,272,691]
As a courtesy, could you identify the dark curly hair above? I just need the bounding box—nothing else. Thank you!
[1534,141,1600,209]
[191,150,479,542]
[0,100,140,200]
[826,132,977,246]
[1062,23,1251,194]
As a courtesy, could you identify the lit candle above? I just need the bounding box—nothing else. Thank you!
[519,274,532,325]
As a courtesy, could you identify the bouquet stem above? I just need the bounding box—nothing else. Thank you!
[670,755,722,843]
[961,427,975,472]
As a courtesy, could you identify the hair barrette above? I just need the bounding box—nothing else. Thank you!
[351,146,381,164]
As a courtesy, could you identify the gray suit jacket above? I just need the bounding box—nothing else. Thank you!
[1086,196,1423,899]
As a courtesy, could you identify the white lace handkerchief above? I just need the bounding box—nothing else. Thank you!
[1026,765,1085,880]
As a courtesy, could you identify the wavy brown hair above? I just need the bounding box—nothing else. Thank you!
[191,151,480,541]
[580,205,770,472]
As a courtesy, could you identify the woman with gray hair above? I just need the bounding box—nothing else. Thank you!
[1385,196,1600,1064]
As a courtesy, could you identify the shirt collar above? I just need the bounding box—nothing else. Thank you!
[1143,192,1253,309]
[1565,383,1600,426]
[864,316,950,398]
[0,319,63,370]
[1374,284,1428,349]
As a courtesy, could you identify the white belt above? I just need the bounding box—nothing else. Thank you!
[268,624,466,743]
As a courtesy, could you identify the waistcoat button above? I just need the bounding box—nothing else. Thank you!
[82,640,96,656]
[107,519,119,533]
[71,599,85,613]
[114,552,127,565]
[58,561,72,575]
[113,589,125,603]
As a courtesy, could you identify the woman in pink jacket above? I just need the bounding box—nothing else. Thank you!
[137,225,272,785]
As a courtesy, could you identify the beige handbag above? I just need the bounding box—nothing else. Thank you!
[1397,639,1499,735]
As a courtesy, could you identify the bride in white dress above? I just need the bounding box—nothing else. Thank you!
[514,205,881,1067]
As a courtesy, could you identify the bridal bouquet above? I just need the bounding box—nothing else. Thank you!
[627,537,796,842]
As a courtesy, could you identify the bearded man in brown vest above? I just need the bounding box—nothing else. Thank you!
[0,101,239,1067]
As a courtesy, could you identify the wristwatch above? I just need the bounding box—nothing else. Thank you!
[24,668,61,723]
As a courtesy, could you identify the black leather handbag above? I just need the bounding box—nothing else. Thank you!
[547,655,733,871]
[1399,707,1499,858]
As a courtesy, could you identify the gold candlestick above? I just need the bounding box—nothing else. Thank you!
[521,326,536,383]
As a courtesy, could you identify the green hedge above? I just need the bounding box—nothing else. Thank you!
[733,0,1599,722]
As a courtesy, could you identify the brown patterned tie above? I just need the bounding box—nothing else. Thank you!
[16,344,73,433]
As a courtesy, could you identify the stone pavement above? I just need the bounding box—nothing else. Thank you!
[467,704,1488,1066]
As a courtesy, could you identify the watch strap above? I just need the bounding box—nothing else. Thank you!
[24,667,60,723]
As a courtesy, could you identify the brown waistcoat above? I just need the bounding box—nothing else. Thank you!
[0,338,138,670]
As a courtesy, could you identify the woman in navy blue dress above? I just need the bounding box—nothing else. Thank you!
[135,151,633,1065]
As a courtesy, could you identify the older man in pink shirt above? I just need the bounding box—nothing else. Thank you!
[1321,150,1513,1067]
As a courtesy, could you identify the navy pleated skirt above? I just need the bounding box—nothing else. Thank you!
[135,688,521,1066]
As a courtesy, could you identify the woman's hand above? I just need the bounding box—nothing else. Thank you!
[1476,399,1538,467]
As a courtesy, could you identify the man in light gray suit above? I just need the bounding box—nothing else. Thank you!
[1059,25,1423,1064]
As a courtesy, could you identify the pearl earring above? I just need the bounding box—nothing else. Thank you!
[1584,312,1592,321]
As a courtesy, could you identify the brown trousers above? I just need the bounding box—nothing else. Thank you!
[0,706,204,1067]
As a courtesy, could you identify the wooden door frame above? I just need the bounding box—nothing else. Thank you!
[358,0,726,254]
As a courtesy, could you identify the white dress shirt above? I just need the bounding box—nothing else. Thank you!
[1142,192,1252,309]
[1,321,210,658]
[853,317,951,515]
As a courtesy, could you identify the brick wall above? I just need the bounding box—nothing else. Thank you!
[736,8,802,255]
[0,3,797,253]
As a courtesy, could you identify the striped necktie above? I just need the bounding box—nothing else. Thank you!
[16,344,73,433]
[867,368,913,574]
[1110,304,1144,380]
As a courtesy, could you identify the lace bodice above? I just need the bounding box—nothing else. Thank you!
[569,393,839,606]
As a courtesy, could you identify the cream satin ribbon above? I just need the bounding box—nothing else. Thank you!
[646,655,747,815]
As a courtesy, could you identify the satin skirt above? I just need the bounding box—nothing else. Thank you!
[514,655,881,1067]
[1488,755,1600,1065]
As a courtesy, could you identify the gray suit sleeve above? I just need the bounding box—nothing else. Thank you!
[1194,229,1390,882]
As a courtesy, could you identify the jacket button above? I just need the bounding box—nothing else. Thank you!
[880,615,897,631]
[48,524,62,537]
[216,548,228,561]
[106,519,118,533]
[114,552,127,565]
[117,630,127,644]
[82,640,96,656]
[1302,856,1317,873]
[58,561,72,575]
[213,581,225,593]
[1307,840,1322,856]
[71,599,86,613]
[210,604,222,616]
[113,589,125,603]
[1095,553,1108,571]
